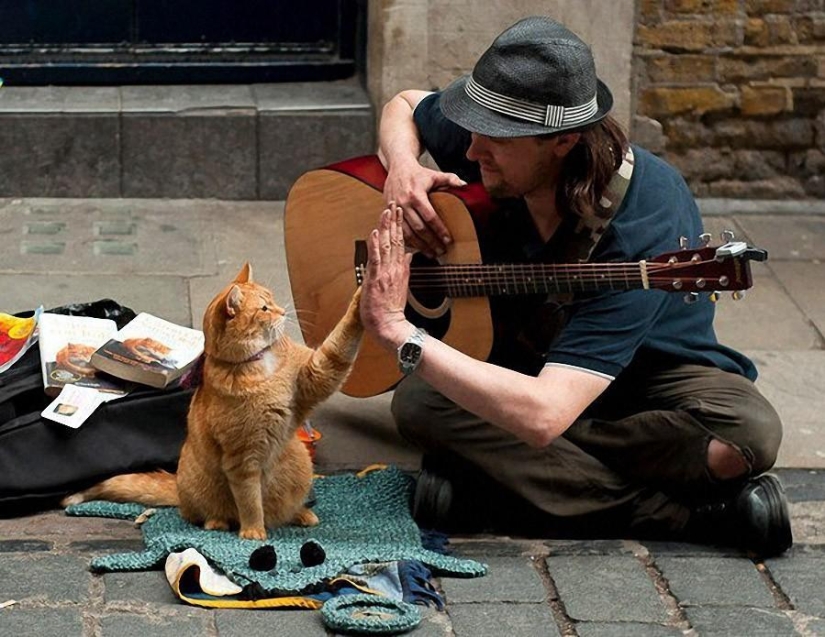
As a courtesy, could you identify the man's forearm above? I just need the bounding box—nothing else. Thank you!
[378,91,429,171]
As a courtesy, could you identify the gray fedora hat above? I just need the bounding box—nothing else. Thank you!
[441,16,613,137]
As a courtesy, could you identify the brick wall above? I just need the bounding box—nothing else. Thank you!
[633,0,825,198]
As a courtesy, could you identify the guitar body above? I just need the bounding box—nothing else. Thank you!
[284,156,497,398]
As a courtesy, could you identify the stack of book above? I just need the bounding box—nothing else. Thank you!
[38,312,204,428]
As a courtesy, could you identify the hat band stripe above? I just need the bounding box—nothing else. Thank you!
[465,76,598,129]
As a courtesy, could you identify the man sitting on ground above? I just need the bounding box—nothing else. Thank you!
[357,16,792,558]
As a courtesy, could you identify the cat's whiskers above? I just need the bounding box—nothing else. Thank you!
[285,307,317,332]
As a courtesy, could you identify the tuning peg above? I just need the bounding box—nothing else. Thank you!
[699,233,712,246]
[679,236,690,250]
[709,292,720,303]
[721,229,736,243]
[732,290,746,301]
[683,292,700,304]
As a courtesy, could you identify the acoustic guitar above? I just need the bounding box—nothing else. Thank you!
[284,155,767,398]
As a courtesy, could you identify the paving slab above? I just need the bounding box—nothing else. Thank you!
[776,419,825,469]
[735,215,825,261]
[214,609,327,636]
[545,555,668,623]
[790,503,825,544]
[447,603,560,637]
[440,556,545,604]
[2,274,192,327]
[779,469,825,502]
[0,510,142,544]
[0,198,218,277]
[391,608,454,637]
[99,613,214,637]
[682,606,796,636]
[0,608,84,635]
[185,200,292,333]
[103,571,181,606]
[766,553,825,617]
[770,260,825,338]
[312,392,417,472]
[713,268,820,351]
[575,622,683,637]
[805,617,825,636]
[654,557,774,607]
[0,554,90,602]
[0,540,51,553]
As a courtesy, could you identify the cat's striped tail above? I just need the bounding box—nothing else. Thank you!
[61,470,178,507]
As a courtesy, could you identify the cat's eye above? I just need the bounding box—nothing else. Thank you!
[261,305,269,312]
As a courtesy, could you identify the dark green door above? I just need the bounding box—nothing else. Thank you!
[0,0,362,84]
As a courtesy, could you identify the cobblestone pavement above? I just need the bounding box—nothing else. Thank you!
[1,469,824,637]
[1,197,825,635]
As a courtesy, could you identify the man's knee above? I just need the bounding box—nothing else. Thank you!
[747,404,783,475]
[709,399,782,478]
[708,377,783,477]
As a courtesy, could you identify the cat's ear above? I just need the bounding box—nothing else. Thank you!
[234,262,253,284]
[226,285,243,318]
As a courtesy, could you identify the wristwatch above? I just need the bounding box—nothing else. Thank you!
[397,328,427,375]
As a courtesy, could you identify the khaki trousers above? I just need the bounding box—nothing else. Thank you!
[391,361,782,536]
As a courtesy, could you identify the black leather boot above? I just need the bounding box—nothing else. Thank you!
[412,466,455,530]
[411,453,557,534]
[687,473,793,559]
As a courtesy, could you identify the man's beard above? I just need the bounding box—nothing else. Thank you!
[481,176,514,200]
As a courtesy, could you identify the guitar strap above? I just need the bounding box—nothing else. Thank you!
[559,145,636,264]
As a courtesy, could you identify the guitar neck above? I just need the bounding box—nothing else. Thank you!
[409,262,652,297]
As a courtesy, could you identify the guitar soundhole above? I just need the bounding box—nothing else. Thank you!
[405,252,451,340]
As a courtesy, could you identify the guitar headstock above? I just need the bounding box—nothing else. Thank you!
[647,233,768,297]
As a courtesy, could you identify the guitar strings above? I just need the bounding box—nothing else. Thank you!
[405,260,726,292]
[407,260,713,281]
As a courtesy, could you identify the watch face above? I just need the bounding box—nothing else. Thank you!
[399,342,422,365]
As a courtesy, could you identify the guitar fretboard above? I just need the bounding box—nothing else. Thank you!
[408,263,650,297]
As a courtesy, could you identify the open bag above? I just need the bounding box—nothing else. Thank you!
[0,300,192,516]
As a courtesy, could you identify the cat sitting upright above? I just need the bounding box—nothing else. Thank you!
[63,263,363,540]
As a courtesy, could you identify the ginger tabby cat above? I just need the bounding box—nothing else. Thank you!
[63,263,363,540]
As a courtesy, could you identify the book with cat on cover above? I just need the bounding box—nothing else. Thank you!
[90,313,205,389]
[38,313,127,397]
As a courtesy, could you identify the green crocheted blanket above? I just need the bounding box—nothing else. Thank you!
[66,466,486,595]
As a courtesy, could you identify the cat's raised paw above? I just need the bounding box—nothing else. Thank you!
[239,526,268,541]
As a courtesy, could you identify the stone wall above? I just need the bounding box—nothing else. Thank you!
[634,0,825,199]
[366,0,636,131]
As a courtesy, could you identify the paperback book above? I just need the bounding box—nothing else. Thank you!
[91,312,204,389]
[38,313,127,397]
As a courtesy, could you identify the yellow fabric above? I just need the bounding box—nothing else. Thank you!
[166,548,384,610]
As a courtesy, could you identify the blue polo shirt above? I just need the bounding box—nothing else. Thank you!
[413,92,756,381]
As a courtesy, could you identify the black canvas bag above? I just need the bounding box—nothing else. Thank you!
[0,301,192,515]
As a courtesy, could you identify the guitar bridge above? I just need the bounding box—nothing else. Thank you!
[354,240,368,286]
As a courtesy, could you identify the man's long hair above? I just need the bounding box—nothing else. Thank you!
[557,115,628,220]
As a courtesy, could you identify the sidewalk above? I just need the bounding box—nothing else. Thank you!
[1,196,824,636]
